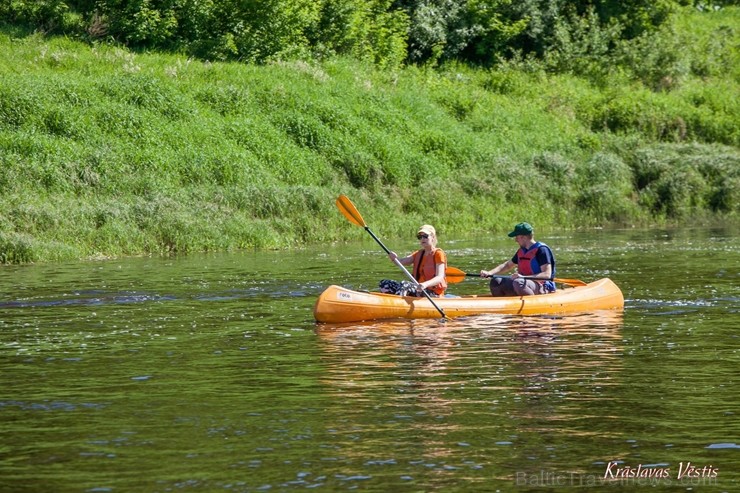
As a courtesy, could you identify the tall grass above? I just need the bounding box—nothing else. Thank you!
[0,10,738,263]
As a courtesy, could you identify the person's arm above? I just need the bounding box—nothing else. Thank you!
[388,251,414,266]
[515,262,552,280]
[480,259,515,278]
[539,263,553,279]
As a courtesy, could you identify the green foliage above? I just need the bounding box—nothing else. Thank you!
[0,0,83,33]
[0,232,36,263]
[673,5,739,79]
[543,7,625,82]
[589,88,687,141]
[532,152,575,202]
[0,78,43,128]
[2,0,410,68]
[613,26,689,91]
[229,0,322,62]
[628,144,740,218]
[97,73,192,119]
[393,0,529,65]
[97,0,179,46]
[0,24,737,263]
[0,0,701,74]
[574,152,639,222]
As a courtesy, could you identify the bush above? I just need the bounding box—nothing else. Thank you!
[0,232,36,263]
[532,152,575,202]
[544,7,624,82]
[591,88,693,142]
[615,25,690,91]
[575,152,637,222]
[628,144,738,218]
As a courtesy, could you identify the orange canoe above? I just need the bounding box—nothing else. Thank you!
[314,278,624,323]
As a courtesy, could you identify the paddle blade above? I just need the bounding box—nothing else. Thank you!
[445,266,467,284]
[554,278,588,287]
[336,195,366,228]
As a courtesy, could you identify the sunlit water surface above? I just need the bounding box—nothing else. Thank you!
[1,227,738,492]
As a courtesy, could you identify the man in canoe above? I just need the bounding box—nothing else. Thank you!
[480,222,556,296]
[380,224,448,297]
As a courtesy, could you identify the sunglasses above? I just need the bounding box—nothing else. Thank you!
[417,233,429,240]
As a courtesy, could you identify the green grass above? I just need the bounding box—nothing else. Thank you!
[0,8,739,263]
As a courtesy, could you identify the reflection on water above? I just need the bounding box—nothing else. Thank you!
[315,313,628,486]
[0,227,738,491]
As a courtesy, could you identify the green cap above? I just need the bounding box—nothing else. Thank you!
[508,222,533,237]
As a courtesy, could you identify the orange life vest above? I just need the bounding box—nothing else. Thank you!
[411,248,447,296]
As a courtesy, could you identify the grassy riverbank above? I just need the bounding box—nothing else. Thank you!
[1,7,738,263]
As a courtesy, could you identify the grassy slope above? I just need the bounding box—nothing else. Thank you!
[0,7,738,263]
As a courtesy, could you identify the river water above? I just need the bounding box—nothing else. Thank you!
[1,227,738,492]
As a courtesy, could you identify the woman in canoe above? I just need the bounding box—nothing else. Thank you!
[480,222,556,296]
[380,224,447,297]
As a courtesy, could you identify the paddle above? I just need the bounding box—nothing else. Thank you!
[336,194,447,319]
[445,266,588,287]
